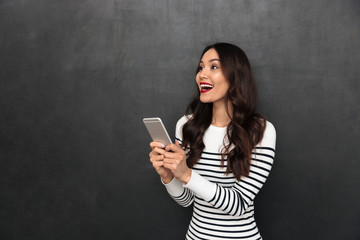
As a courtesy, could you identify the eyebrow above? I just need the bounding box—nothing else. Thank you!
[200,58,221,63]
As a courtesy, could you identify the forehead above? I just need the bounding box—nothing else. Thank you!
[201,48,219,62]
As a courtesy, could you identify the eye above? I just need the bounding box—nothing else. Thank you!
[198,65,204,71]
[211,65,219,70]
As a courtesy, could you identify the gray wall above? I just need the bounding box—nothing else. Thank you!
[1,0,359,239]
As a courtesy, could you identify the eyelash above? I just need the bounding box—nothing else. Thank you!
[198,65,219,71]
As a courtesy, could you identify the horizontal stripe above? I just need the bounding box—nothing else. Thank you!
[195,161,227,168]
[192,214,256,228]
[192,216,258,233]
[194,205,230,216]
[251,152,275,160]
[197,173,235,180]
[193,207,255,222]
[192,167,229,175]
[251,158,273,167]
[202,150,226,156]
[190,221,260,239]
[255,146,275,152]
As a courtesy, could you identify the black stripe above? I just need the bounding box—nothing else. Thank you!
[250,164,271,173]
[249,169,268,179]
[195,201,217,210]
[256,146,275,152]
[192,217,258,233]
[187,226,207,240]
[232,190,241,216]
[193,205,229,216]
[197,173,234,180]
[199,157,224,162]
[223,190,232,212]
[192,167,228,174]
[227,190,237,215]
[192,214,256,228]
[173,189,187,200]
[178,190,193,205]
[218,188,228,209]
[195,195,205,201]
[202,150,226,156]
[240,194,247,213]
[235,184,253,202]
[208,185,218,203]
[245,175,265,186]
[193,207,255,221]
[196,162,226,167]
[191,220,259,238]
[239,178,261,191]
[251,157,273,167]
[243,207,255,215]
[213,187,223,206]
[252,152,275,160]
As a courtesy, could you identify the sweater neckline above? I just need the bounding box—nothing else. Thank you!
[209,124,227,131]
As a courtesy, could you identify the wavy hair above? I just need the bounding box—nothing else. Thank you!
[181,43,266,180]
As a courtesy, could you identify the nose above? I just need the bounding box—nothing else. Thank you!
[199,68,209,80]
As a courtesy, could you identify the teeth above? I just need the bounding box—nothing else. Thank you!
[200,84,213,89]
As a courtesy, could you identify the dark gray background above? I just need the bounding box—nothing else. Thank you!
[1,0,359,239]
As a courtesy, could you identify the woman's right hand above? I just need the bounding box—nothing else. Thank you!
[149,142,174,184]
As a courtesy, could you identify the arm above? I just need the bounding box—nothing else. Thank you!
[162,116,195,207]
[162,177,194,207]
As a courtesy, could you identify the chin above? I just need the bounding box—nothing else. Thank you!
[199,96,211,103]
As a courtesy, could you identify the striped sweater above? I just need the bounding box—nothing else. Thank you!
[163,116,276,240]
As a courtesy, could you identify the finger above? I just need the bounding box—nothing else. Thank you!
[163,157,181,167]
[150,142,166,149]
[165,143,182,153]
[163,157,173,164]
[152,147,166,156]
[164,151,178,159]
[150,154,164,163]
[152,160,164,168]
[163,162,174,172]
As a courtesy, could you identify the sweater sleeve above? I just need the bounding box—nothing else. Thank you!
[184,121,276,216]
[163,116,195,207]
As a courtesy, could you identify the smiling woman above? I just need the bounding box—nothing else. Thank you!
[149,43,276,240]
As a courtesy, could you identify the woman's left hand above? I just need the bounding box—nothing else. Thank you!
[163,141,192,184]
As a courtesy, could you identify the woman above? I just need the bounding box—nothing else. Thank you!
[149,43,276,240]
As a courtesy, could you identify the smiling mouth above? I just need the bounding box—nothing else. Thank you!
[200,82,213,93]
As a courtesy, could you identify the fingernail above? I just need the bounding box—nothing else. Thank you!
[160,143,166,148]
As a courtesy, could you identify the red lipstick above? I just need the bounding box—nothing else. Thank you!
[200,82,213,93]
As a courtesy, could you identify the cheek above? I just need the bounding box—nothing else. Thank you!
[195,74,201,87]
[215,76,229,93]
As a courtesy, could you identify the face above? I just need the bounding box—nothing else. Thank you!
[196,48,229,105]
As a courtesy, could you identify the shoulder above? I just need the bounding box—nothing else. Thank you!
[264,120,276,139]
[175,115,192,140]
[258,120,276,150]
[176,115,192,130]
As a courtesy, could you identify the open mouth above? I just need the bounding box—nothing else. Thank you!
[200,82,213,93]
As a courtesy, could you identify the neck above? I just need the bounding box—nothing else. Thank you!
[212,100,232,127]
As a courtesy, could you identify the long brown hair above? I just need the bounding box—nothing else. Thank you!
[181,43,266,181]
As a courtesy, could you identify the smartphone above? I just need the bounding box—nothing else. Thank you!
[143,117,172,146]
